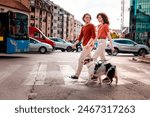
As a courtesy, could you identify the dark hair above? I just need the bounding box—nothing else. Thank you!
[97,13,109,25]
[82,13,92,22]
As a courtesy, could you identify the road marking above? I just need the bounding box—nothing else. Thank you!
[118,68,150,85]
[0,65,21,83]
[35,64,47,85]
[59,65,76,85]
[23,64,47,85]
[120,72,150,85]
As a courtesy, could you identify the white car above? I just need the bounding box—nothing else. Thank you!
[105,38,150,56]
[50,37,73,52]
[29,37,52,54]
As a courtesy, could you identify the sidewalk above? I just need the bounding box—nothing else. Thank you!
[132,54,150,63]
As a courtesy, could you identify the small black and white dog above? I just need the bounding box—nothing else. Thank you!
[83,58,118,86]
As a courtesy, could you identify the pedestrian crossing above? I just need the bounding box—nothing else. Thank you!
[0,63,150,87]
[0,65,21,84]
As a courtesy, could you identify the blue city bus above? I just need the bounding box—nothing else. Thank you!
[0,11,29,54]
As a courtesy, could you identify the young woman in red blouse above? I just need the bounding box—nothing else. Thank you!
[92,13,114,62]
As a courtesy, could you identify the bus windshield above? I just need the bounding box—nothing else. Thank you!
[9,12,28,39]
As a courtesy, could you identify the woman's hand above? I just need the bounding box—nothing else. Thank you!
[111,47,114,53]
[85,44,90,49]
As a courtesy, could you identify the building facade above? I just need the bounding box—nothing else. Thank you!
[74,19,83,40]
[129,0,150,46]
[30,0,52,37]
[66,13,74,41]
[0,0,83,42]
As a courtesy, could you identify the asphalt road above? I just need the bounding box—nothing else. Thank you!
[0,51,150,100]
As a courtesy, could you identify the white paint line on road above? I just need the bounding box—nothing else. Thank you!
[59,65,76,85]
[22,64,47,85]
[118,68,150,85]
[118,78,132,85]
[22,64,39,85]
[35,64,47,85]
[122,72,150,85]
[0,65,21,83]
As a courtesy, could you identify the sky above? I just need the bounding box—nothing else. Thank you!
[52,0,122,29]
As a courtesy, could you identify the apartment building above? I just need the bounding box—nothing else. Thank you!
[74,19,83,40]
[49,2,75,41]
[66,13,74,41]
[30,0,52,37]
[50,3,64,38]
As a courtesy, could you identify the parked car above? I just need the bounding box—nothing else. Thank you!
[105,38,150,56]
[29,37,52,54]
[29,26,56,49]
[49,37,73,52]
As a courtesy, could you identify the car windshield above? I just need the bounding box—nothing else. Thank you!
[51,38,66,43]
[113,39,135,44]
[30,39,38,43]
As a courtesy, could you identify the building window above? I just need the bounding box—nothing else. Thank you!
[36,9,39,13]
[31,23,35,26]
[31,7,35,12]
[30,0,35,5]
[31,15,35,20]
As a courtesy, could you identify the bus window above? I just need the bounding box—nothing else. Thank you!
[9,12,28,39]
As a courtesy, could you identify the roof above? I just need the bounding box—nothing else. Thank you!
[0,0,30,12]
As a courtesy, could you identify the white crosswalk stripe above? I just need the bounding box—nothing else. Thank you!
[119,72,150,85]
[0,65,21,83]
[59,65,76,85]
[22,64,47,85]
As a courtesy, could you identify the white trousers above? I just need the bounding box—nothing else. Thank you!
[75,46,93,77]
[92,39,107,62]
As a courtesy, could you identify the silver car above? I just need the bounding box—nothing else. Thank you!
[50,37,73,52]
[105,38,150,56]
[29,37,52,54]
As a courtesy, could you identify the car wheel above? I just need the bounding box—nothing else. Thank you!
[66,46,72,52]
[112,48,119,56]
[39,47,47,54]
[106,51,112,55]
[138,49,147,56]
[61,49,65,52]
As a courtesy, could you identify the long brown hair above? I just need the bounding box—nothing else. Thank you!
[97,13,109,25]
